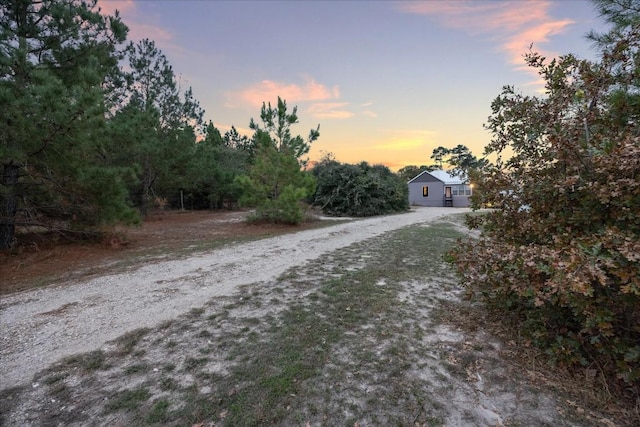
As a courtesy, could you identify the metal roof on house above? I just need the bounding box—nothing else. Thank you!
[407,169,466,185]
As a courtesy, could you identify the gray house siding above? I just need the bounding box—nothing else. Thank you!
[407,170,472,207]
[450,193,471,207]
[408,172,444,207]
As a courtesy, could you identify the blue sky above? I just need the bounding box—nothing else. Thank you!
[99,0,607,170]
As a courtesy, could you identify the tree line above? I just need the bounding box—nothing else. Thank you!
[396,144,488,182]
[1,0,415,250]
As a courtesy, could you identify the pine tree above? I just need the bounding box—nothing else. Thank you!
[108,38,205,213]
[0,0,136,249]
[236,99,319,224]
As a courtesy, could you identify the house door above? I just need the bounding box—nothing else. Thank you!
[444,186,453,207]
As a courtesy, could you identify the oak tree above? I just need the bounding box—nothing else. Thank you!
[450,0,640,398]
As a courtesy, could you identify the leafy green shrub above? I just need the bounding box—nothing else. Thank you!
[253,185,309,225]
[450,1,639,400]
[311,160,409,217]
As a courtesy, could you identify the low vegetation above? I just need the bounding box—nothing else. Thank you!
[311,158,409,217]
[4,216,633,426]
[450,0,639,405]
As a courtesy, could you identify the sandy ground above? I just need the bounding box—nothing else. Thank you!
[0,207,464,390]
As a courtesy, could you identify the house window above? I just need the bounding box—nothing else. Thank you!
[422,186,428,197]
[452,185,473,196]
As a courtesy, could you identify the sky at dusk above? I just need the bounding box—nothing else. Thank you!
[98,0,608,171]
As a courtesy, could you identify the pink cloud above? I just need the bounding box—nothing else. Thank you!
[398,1,501,31]
[397,1,575,85]
[483,3,552,33]
[502,18,574,64]
[97,0,173,44]
[127,23,173,44]
[97,0,135,16]
[359,102,377,118]
[308,102,354,119]
[230,78,341,109]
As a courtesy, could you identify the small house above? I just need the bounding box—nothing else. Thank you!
[407,169,472,207]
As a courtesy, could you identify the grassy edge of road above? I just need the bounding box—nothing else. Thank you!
[0,214,631,426]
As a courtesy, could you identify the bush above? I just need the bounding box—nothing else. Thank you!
[252,185,309,225]
[311,160,408,217]
[449,3,639,401]
[236,144,316,225]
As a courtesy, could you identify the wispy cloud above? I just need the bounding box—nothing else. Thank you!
[98,0,173,45]
[227,77,341,110]
[359,101,377,118]
[97,0,135,16]
[129,23,173,44]
[397,0,574,83]
[502,19,574,65]
[308,102,355,119]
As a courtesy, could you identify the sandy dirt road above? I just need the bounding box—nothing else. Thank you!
[0,207,466,389]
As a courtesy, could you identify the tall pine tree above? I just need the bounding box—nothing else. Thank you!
[0,0,136,249]
[107,39,205,213]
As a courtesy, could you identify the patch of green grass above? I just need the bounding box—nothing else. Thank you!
[243,317,261,326]
[104,386,150,413]
[188,307,205,318]
[146,399,170,424]
[183,357,209,372]
[212,219,467,424]
[124,363,150,375]
[197,329,211,338]
[42,372,68,385]
[159,376,178,391]
[158,320,174,329]
[198,346,212,354]
[111,328,151,356]
[37,369,73,400]
[168,386,220,426]
[48,381,69,399]
[60,349,106,372]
